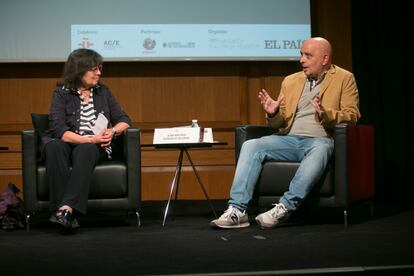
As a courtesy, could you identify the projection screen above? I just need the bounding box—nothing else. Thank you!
[0,0,311,62]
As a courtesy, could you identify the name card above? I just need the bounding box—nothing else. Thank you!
[153,127,200,144]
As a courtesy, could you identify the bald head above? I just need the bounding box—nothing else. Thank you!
[312,37,332,57]
[300,37,333,79]
[303,37,332,63]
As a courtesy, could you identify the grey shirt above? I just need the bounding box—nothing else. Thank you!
[288,78,328,137]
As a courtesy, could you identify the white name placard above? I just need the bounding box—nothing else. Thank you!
[153,127,200,144]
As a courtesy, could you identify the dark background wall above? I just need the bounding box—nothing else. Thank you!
[351,0,413,202]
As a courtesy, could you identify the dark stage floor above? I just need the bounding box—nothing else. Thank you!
[1,201,414,275]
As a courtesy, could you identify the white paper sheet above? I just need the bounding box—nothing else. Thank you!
[92,113,108,135]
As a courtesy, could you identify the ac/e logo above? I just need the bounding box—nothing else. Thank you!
[104,40,120,46]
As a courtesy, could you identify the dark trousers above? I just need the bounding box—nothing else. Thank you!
[44,140,107,214]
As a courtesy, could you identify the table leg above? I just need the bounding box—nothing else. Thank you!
[174,154,184,202]
[163,149,184,226]
[184,149,218,218]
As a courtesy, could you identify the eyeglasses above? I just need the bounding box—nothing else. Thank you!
[89,64,103,72]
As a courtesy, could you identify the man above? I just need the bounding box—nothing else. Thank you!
[210,37,360,229]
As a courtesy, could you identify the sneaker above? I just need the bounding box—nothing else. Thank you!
[255,203,291,229]
[210,206,250,229]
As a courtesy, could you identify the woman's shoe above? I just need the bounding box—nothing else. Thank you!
[49,209,75,229]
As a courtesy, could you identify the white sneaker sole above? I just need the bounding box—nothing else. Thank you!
[210,221,250,229]
[255,213,290,229]
[255,217,276,229]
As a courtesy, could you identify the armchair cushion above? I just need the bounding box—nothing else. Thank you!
[257,162,334,197]
[36,162,127,200]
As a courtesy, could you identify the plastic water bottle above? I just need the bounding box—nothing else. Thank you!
[191,119,199,127]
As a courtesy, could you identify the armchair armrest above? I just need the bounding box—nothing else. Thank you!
[333,123,375,206]
[333,124,350,206]
[21,129,39,211]
[235,125,276,162]
[123,128,141,211]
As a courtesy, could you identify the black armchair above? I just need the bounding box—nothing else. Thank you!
[21,115,141,229]
[235,123,375,226]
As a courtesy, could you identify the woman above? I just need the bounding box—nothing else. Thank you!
[43,48,131,230]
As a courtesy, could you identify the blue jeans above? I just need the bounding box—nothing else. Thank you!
[228,135,334,211]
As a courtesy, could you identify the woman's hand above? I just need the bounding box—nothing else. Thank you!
[90,129,113,147]
[99,129,113,147]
